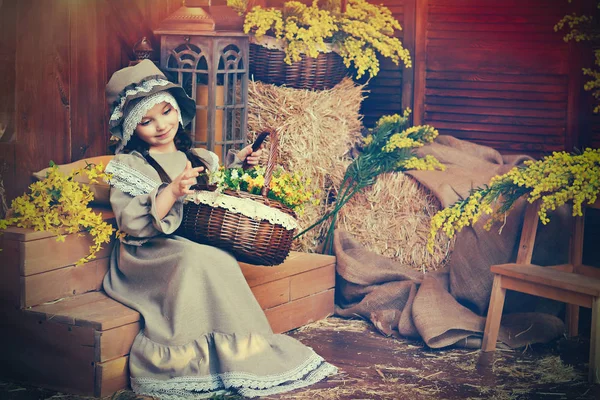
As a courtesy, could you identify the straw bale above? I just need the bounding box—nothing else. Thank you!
[247,78,364,251]
[246,79,451,270]
[337,172,452,271]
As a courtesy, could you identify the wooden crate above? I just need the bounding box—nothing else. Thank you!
[0,207,116,309]
[0,211,336,397]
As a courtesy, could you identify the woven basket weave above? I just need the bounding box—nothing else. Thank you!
[249,43,347,90]
[179,131,297,266]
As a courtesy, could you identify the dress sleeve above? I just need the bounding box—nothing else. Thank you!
[191,147,243,169]
[106,155,183,238]
[225,149,244,168]
[190,148,220,172]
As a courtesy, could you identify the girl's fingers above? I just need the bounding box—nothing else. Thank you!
[237,145,253,161]
[180,166,204,180]
[181,178,196,186]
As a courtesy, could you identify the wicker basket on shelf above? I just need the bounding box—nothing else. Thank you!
[179,131,297,266]
[249,42,347,90]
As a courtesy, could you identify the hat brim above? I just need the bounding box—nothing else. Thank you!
[108,76,196,136]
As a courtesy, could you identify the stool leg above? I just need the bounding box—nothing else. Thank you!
[590,297,600,384]
[482,275,506,352]
[566,304,579,337]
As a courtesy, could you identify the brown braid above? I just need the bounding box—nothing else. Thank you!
[143,150,208,187]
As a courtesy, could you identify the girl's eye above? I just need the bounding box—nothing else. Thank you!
[139,120,151,126]
[163,108,172,115]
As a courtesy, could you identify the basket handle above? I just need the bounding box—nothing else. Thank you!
[261,128,278,197]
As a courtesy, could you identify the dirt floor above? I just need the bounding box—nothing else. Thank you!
[0,316,598,400]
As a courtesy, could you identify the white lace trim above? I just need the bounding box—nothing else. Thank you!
[250,34,338,54]
[105,160,160,197]
[109,78,172,122]
[186,190,298,230]
[118,92,183,153]
[131,352,338,399]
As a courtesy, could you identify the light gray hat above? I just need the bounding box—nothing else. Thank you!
[106,59,195,152]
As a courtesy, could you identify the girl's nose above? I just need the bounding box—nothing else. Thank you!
[156,116,167,131]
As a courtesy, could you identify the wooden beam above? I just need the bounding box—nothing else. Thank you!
[264,289,334,334]
[95,356,129,397]
[70,0,108,161]
[20,258,109,308]
[401,0,416,113]
[412,0,427,125]
[500,276,593,308]
[14,0,71,197]
[482,275,506,352]
[515,202,541,264]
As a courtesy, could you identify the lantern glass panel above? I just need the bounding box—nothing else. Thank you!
[218,44,246,158]
[165,43,211,149]
[159,31,248,161]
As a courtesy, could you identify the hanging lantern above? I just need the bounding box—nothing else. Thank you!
[154,0,248,161]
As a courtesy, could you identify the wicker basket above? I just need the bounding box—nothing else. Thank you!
[249,42,347,90]
[179,131,297,266]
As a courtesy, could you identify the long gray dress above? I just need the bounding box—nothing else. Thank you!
[103,149,337,399]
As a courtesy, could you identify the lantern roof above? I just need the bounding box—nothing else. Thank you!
[154,0,245,36]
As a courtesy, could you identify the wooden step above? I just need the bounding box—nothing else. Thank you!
[1,205,336,397]
[0,207,116,308]
[1,250,336,397]
[491,263,600,297]
[1,208,337,310]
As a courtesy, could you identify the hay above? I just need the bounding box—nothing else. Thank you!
[296,316,371,333]
[247,78,364,251]
[247,79,451,270]
[337,172,453,271]
[492,354,582,384]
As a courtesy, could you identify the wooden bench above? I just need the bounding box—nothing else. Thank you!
[0,208,336,396]
[482,199,600,383]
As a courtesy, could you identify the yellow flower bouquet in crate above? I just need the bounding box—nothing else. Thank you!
[427,148,600,253]
[228,0,411,89]
[0,162,115,265]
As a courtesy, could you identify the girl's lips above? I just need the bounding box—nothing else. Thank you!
[156,130,172,139]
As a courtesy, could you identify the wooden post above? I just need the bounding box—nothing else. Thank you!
[401,0,416,115]
[515,201,541,265]
[482,275,506,352]
[590,297,600,383]
[412,0,427,125]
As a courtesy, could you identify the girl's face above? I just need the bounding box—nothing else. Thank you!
[135,100,179,153]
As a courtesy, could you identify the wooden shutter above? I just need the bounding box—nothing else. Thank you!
[414,0,579,158]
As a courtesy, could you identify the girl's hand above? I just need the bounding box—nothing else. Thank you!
[170,161,204,197]
[237,144,263,166]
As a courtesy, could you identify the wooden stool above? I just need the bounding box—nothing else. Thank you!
[481,199,600,383]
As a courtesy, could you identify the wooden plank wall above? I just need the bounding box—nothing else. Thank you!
[413,0,580,158]
[0,0,596,205]
[0,0,179,203]
[0,0,17,209]
[590,114,600,149]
